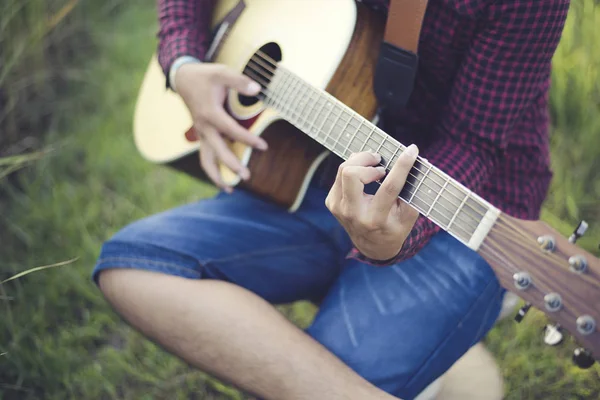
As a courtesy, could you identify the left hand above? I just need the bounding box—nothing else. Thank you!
[325,145,420,262]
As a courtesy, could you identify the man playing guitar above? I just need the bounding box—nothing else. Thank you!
[93,0,570,399]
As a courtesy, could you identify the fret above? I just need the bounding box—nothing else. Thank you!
[359,126,376,152]
[329,107,345,149]
[284,74,303,121]
[375,132,387,155]
[432,178,480,241]
[324,105,343,149]
[300,88,313,133]
[385,145,401,170]
[447,191,470,231]
[313,97,331,140]
[286,76,304,124]
[265,70,283,107]
[426,177,450,218]
[409,162,432,203]
[315,100,336,143]
[455,195,488,233]
[275,71,294,114]
[300,85,314,131]
[305,90,323,137]
[334,111,353,158]
[343,118,363,157]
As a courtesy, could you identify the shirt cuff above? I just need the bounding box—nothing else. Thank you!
[168,56,202,93]
[347,134,496,266]
[158,35,208,89]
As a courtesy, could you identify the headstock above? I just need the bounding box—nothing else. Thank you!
[479,214,600,368]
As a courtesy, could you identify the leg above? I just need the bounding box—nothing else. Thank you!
[94,187,397,400]
[307,231,505,400]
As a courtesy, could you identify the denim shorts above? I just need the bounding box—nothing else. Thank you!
[93,183,504,400]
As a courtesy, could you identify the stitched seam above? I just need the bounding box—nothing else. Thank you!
[205,243,323,265]
[98,257,202,278]
[473,286,505,343]
[402,276,499,388]
[97,256,202,277]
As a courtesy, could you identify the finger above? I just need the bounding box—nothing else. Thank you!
[210,107,268,150]
[325,163,344,211]
[327,152,380,208]
[341,165,386,210]
[214,65,262,96]
[199,143,231,193]
[344,151,382,167]
[371,144,419,223]
[330,152,379,201]
[202,125,250,181]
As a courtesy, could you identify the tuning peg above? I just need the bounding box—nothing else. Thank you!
[543,323,564,346]
[514,303,532,323]
[568,220,588,243]
[572,347,596,369]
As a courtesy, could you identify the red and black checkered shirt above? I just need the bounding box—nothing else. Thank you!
[156,0,570,265]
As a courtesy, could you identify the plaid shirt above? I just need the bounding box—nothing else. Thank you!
[156,0,570,265]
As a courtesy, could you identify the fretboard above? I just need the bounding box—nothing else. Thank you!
[262,67,499,251]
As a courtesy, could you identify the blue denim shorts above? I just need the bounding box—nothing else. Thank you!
[93,183,504,399]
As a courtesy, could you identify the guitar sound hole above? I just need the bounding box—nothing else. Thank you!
[240,42,282,106]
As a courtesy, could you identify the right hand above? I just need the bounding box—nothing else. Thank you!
[175,62,268,192]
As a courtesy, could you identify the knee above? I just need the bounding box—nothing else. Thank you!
[96,268,132,300]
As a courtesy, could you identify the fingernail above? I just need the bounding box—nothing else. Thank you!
[239,168,250,180]
[257,140,268,151]
[248,81,261,93]
[405,144,418,157]
[376,166,386,174]
[371,151,381,161]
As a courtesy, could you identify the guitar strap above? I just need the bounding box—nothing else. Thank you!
[374,0,429,114]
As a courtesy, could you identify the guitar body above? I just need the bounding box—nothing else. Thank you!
[134,0,384,210]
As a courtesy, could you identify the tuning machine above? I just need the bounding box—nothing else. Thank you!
[514,303,531,323]
[568,220,588,243]
[572,347,596,369]
[543,323,564,346]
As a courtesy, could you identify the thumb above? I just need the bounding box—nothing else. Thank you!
[215,66,261,96]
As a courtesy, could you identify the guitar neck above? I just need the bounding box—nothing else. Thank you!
[263,67,500,251]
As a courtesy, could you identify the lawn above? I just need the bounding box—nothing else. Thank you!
[1,1,599,399]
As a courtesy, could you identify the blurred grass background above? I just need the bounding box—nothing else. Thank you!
[0,0,599,399]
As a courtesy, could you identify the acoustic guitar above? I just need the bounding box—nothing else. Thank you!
[133,0,600,365]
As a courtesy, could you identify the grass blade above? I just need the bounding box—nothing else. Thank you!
[1,258,78,284]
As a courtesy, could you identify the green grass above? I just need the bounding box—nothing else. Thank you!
[1,1,599,399]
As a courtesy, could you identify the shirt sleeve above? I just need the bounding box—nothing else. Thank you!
[157,0,217,86]
[351,0,570,266]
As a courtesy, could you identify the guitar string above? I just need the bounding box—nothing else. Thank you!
[229,47,597,285]
[244,57,488,231]
[262,65,600,322]
[493,214,600,288]
[243,57,600,291]
[248,66,486,240]
[229,43,595,279]
[244,53,600,275]
[245,59,550,243]
[229,49,600,322]
[481,232,600,322]
[245,66,493,238]
[246,53,495,225]
[182,25,597,333]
